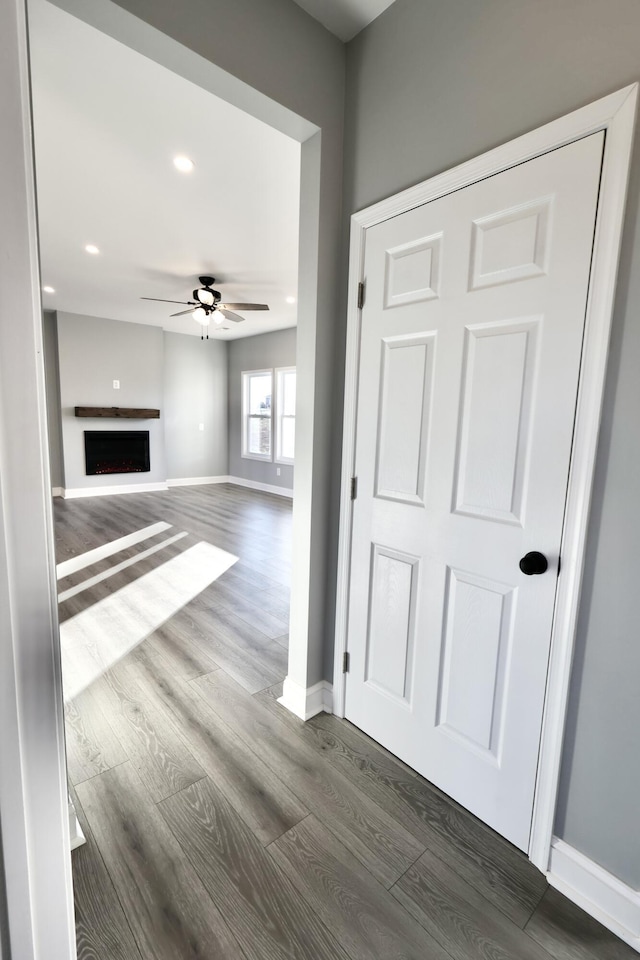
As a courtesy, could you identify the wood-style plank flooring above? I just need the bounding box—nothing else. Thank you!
[55,484,635,960]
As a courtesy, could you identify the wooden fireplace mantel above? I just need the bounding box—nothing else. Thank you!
[74,407,160,419]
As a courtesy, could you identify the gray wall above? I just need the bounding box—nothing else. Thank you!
[55,315,230,487]
[163,332,228,480]
[57,312,166,489]
[345,0,640,888]
[98,0,346,692]
[42,311,64,488]
[1,0,345,955]
[228,327,296,489]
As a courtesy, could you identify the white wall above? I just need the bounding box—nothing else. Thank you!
[228,327,296,490]
[344,0,640,891]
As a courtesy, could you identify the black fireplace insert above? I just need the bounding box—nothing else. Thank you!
[84,430,150,475]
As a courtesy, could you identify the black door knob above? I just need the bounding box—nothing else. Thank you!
[519,551,548,576]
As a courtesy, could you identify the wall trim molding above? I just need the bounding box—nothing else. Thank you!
[278,676,333,720]
[67,799,85,852]
[333,83,638,885]
[548,838,640,952]
[62,481,168,499]
[227,475,294,499]
[166,475,230,488]
[1,0,77,952]
[57,476,295,499]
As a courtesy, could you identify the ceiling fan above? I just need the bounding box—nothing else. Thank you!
[141,276,269,339]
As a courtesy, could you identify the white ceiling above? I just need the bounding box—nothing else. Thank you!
[292,0,396,42]
[29,0,301,340]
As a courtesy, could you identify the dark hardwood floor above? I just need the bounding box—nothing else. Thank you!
[55,484,635,960]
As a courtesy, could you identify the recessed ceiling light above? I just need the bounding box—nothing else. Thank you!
[43,285,55,294]
[173,155,194,173]
[85,244,100,255]
[286,296,296,304]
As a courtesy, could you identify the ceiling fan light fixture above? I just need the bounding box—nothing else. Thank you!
[142,276,268,339]
[192,307,209,325]
[196,288,214,306]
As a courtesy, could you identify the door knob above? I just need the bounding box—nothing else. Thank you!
[519,551,548,576]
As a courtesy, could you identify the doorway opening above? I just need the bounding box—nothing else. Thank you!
[27,0,316,952]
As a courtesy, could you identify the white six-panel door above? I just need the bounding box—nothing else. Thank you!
[345,132,604,850]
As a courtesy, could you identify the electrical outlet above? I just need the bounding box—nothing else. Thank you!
[113,379,120,389]
[276,467,281,476]
[198,423,204,431]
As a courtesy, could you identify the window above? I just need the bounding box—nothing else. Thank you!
[276,367,296,464]
[242,369,272,460]
[241,366,296,464]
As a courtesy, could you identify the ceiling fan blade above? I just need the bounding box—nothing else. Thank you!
[170,308,198,317]
[218,302,269,311]
[218,309,244,323]
[141,297,194,305]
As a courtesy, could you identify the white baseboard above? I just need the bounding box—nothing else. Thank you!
[548,838,640,952]
[58,477,293,499]
[278,676,333,721]
[227,475,294,499]
[62,481,168,499]
[68,798,85,852]
[167,475,230,488]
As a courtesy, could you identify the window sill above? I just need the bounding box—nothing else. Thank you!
[241,452,272,462]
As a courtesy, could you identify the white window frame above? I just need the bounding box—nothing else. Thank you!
[241,368,273,461]
[275,366,296,465]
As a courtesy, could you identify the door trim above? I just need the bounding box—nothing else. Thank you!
[4,0,335,954]
[333,84,637,873]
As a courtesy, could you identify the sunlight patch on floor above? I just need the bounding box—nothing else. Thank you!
[58,531,188,603]
[56,521,172,579]
[60,541,238,700]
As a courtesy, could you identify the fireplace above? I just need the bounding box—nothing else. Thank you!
[84,431,150,476]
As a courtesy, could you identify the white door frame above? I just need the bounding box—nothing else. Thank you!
[0,0,76,957]
[333,84,637,873]
[2,0,334,955]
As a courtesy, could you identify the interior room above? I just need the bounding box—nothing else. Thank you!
[31,3,305,952]
[2,0,640,959]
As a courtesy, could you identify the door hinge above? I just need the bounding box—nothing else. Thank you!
[350,476,358,500]
[357,281,365,310]
[343,651,350,673]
